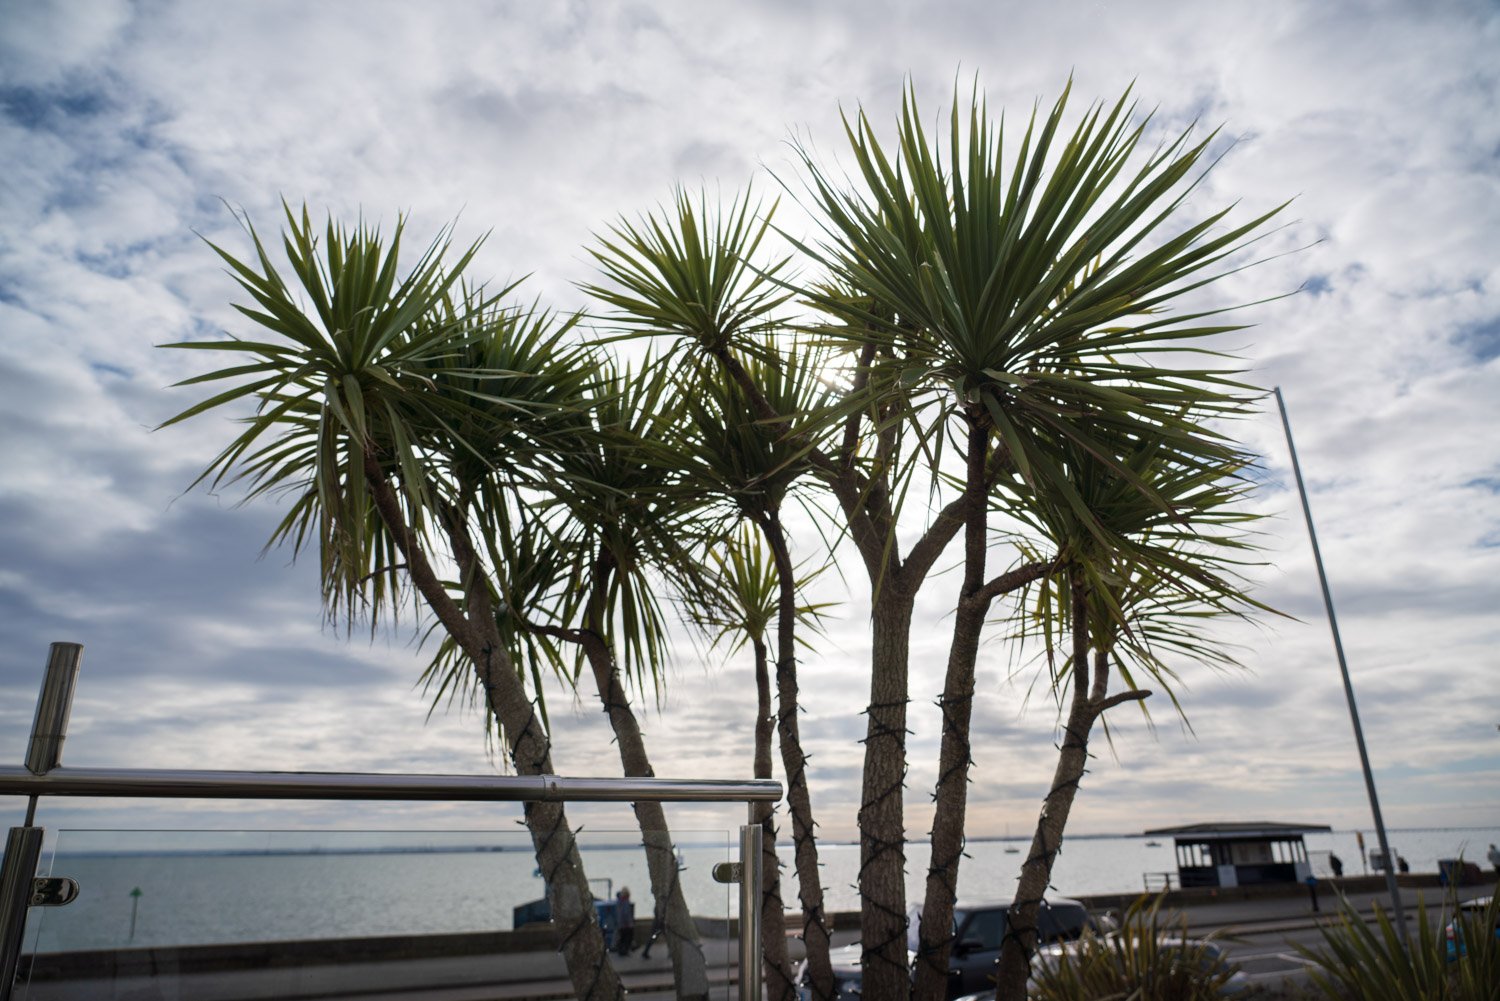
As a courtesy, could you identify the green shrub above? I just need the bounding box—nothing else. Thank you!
[1029,895,1242,1001]
[1296,892,1499,1001]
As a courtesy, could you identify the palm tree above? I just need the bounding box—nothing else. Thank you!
[689,528,804,1000]
[779,82,1283,1000]
[527,363,714,1000]
[587,82,1283,999]
[423,360,716,1000]
[584,197,859,999]
[161,206,625,1000]
[670,353,844,1001]
[583,197,847,995]
[988,423,1266,999]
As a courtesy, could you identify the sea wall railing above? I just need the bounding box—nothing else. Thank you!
[0,642,780,1001]
[1140,870,1178,893]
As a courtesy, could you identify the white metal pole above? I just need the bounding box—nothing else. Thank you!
[1274,387,1408,943]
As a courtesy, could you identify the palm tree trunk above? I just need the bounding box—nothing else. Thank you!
[365,466,623,1000]
[859,584,916,1001]
[579,632,711,1001]
[754,635,776,785]
[753,636,798,1001]
[758,510,835,1001]
[914,416,990,1001]
[712,340,964,1000]
[992,570,1093,1001]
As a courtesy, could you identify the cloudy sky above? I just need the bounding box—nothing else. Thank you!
[2,0,1497,856]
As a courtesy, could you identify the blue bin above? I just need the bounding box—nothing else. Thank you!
[595,899,618,948]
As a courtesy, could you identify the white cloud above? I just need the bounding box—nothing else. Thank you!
[3,0,1497,866]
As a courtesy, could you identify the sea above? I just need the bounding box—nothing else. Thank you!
[25,826,1498,954]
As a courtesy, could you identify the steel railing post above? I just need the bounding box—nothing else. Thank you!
[738,818,762,1001]
[26,643,83,777]
[4,643,81,1001]
[0,828,43,1001]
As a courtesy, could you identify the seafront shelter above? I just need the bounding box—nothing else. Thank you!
[1144,821,1331,889]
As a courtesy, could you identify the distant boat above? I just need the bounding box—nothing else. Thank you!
[1146,840,1162,847]
[1005,825,1020,853]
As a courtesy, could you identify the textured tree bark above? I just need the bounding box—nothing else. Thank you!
[710,340,967,1001]
[760,511,835,1001]
[913,415,991,1001]
[915,560,1057,1001]
[858,585,916,1001]
[751,636,797,1001]
[580,633,710,1001]
[363,463,622,1000]
[991,698,1094,1000]
[991,573,1093,1001]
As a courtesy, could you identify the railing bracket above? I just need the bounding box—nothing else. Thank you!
[30,877,78,907]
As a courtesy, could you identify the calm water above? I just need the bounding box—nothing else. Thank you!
[27,827,1497,953]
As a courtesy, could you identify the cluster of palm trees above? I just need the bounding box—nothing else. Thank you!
[165,81,1282,1001]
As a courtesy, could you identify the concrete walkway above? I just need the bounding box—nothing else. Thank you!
[1170,880,1491,936]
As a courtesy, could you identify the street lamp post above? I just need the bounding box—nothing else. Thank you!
[1274,387,1409,944]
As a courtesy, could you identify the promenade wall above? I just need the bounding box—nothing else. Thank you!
[22,871,1492,985]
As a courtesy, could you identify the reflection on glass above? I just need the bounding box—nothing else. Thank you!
[19,828,734,1000]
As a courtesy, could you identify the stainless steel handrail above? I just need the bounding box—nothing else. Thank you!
[0,767,780,803]
[0,643,779,1001]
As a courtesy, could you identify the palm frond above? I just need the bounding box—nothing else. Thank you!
[161,205,493,629]
[583,186,795,360]
[786,79,1279,520]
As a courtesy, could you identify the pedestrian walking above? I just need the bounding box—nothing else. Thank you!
[1329,852,1344,878]
[614,888,635,956]
[640,895,666,959]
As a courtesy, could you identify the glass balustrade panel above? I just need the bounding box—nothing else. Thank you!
[17,826,736,1000]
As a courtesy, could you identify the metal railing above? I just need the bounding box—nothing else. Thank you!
[1141,871,1178,893]
[0,642,779,1001]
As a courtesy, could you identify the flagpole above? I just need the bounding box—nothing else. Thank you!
[1274,387,1408,943]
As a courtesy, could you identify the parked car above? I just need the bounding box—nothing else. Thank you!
[795,897,1108,1000]
[797,943,871,1000]
[953,935,1249,1000]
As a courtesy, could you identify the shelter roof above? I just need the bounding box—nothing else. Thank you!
[1142,821,1332,840]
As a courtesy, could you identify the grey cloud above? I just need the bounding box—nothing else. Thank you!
[671,140,747,182]
[0,486,420,722]
[437,80,651,138]
[0,0,134,87]
[0,84,113,132]
[1458,316,1500,362]
[1171,681,1293,715]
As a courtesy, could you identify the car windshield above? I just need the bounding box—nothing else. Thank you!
[954,908,1007,951]
[1038,903,1088,940]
